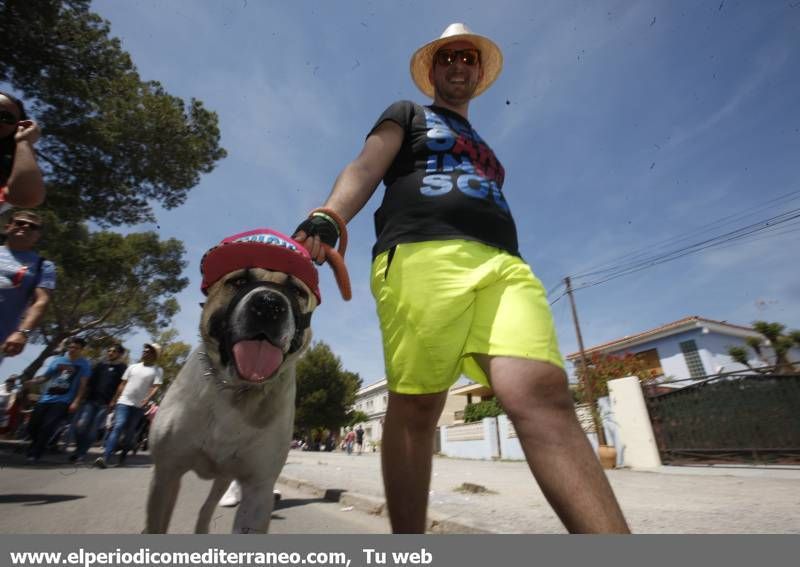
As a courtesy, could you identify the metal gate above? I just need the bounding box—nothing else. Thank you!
[645,373,800,464]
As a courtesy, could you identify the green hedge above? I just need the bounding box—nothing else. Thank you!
[463,399,504,423]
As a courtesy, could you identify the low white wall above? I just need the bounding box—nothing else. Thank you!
[439,379,661,468]
[497,414,525,460]
[608,376,661,468]
[439,418,499,460]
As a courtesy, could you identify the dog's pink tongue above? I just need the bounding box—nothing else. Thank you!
[232,340,283,382]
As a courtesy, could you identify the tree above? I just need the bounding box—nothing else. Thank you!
[727,321,800,374]
[149,328,191,395]
[574,351,655,400]
[20,219,188,378]
[574,351,655,445]
[294,342,362,438]
[346,410,369,428]
[463,398,504,423]
[0,0,226,226]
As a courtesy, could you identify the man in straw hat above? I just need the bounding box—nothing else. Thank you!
[295,23,629,533]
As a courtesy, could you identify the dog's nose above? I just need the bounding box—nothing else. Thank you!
[250,291,288,320]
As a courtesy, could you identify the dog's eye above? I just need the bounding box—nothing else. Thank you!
[291,284,308,300]
[227,277,249,288]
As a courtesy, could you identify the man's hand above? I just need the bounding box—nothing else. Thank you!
[14,120,41,145]
[294,213,340,265]
[1,331,28,357]
[69,401,80,413]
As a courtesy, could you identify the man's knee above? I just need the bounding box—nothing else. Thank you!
[492,359,573,418]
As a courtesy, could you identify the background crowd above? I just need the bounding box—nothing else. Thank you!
[0,88,163,468]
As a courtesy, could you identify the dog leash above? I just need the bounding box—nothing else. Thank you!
[308,207,352,301]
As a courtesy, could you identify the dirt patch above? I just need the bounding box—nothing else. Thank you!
[454,482,496,495]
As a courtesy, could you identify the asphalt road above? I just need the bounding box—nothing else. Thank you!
[0,445,389,534]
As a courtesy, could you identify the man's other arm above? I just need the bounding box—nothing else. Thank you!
[1,288,52,356]
[295,121,404,263]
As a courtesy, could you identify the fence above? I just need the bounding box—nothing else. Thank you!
[646,372,800,464]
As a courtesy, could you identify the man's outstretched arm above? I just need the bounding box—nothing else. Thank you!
[295,121,404,263]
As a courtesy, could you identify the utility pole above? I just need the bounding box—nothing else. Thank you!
[564,276,606,445]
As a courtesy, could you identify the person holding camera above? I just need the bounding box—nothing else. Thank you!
[0,90,45,213]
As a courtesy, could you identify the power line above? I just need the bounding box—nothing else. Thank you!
[571,210,800,291]
[569,207,800,289]
[549,289,569,306]
[546,280,565,298]
[569,190,800,281]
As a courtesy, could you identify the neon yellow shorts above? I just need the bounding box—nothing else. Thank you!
[370,240,564,394]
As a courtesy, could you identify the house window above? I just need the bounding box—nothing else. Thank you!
[679,340,706,379]
[635,348,663,377]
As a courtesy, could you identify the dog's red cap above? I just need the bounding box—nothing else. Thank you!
[200,229,321,303]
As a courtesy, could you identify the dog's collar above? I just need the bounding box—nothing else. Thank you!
[197,349,234,389]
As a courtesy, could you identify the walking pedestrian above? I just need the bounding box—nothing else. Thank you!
[26,337,90,462]
[294,23,630,533]
[69,343,127,463]
[355,424,365,455]
[1,210,55,366]
[95,343,162,468]
[345,427,356,455]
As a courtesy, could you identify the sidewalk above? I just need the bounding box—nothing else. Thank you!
[278,449,800,534]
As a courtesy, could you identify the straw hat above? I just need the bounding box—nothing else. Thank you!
[144,342,162,359]
[410,23,503,99]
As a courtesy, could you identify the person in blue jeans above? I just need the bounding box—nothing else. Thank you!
[69,343,127,463]
[26,337,90,462]
[95,343,162,468]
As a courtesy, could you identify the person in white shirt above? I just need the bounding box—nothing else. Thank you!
[94,343,162,468]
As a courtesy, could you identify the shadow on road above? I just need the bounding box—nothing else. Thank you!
[0,493,85,506]
[0,443,153,470]
[274,496,329,512]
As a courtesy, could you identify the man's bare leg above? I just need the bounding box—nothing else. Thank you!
[381,391,448,533]
[477,355,630,533]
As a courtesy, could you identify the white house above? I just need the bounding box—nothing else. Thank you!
[352,377,473,450]
[566,315,799,384]
[351,379,389,451]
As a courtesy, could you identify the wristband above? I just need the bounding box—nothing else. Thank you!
[294,215,339,249]
[17,329,32,338]
[310,212,341,236]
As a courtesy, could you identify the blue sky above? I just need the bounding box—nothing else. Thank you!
[6,0,800,385]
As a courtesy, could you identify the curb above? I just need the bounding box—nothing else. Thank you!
[277,474,494,534]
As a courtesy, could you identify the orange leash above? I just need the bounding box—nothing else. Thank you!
[310,207,352,301]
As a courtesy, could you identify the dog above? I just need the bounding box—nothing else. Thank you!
[145,230,320,533]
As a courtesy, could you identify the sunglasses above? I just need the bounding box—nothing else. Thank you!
[0,110,20,125]
[10,219,42,230]
[434,48,480,67]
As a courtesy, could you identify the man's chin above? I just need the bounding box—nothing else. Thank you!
[437,92,473,108]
